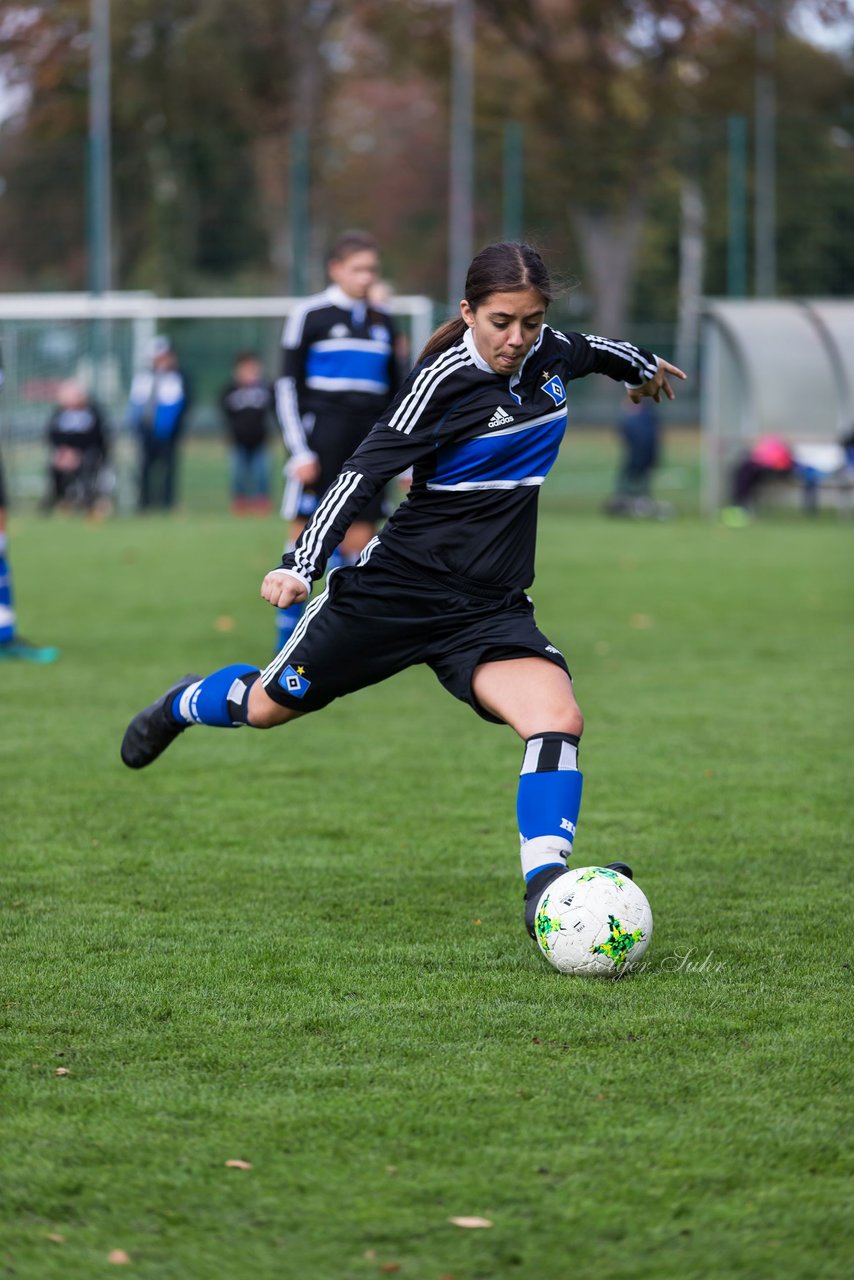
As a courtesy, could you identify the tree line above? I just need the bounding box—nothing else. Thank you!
[0,0,851,334]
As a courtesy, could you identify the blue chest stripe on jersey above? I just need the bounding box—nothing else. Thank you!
[306,347,391,389]
[430,412,567,487]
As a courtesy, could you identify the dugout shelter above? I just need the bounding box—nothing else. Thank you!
[701,298,854,512]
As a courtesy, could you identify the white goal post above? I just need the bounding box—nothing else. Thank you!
[0,290,435,504]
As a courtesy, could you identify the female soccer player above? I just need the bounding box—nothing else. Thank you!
[121,242,685,941]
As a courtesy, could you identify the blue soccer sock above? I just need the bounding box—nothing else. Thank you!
[275,602,304,651]
[517,732,583,881]
[274,535,306,651]
[326,545,361,572]
[0,533,15,643]
[170,664,259,727]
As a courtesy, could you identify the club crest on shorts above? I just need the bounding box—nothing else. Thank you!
[279,664,312,698]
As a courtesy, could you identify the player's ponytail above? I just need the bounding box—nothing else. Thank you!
[418,316,468,361]
[418,242,552,363]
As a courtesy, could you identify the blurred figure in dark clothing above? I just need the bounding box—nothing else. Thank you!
[220,352,276,515]
[43,379,111,515]
[605,396,667,518]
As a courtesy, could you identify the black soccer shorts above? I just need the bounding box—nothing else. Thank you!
[299,409,388,524]
[260,550,570,723]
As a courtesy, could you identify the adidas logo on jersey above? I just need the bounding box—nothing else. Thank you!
[487,406,515,429]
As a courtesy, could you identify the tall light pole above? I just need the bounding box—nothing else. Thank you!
[289,127,310,296]
[754,0,776,297]
[502,121,523,242]
[88,0,111,295]
[447,0,474,309]
[727,114,748,297]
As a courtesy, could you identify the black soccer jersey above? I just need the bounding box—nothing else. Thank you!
[46,403,109,457]
[220,380,275,450]
[280,325,658,593]
[276,284,401,462]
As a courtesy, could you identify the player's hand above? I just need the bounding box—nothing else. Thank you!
[261,569,309,608]
[628,358,686,404]
[289,457,320,485]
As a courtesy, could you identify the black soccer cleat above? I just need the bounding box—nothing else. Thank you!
[524,864,569,939]
[604,862,634,880]
[120,674,200,769]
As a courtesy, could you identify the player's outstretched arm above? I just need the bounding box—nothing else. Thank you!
[628,358,686,404]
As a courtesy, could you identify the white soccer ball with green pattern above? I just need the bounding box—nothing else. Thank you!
[534,866,653,975]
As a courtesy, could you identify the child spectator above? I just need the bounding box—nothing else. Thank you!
[43,379,111,516]
[220,352,276,514]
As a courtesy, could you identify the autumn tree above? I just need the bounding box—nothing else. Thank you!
[0,0,850,309]
[475,0,852,332]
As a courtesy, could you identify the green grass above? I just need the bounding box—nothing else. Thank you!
[1,438,852,1279]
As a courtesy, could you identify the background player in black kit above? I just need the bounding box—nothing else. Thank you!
[122,242,685,945]
[274,230,401,648]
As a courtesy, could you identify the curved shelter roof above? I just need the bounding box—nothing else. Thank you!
[701,298,854,509]
[805,301,854,430]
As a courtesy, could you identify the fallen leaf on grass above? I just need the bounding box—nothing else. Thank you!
[630,613,653,630]
[108,1250,131,1264]
[225,1159,252,1170]
[214,615,236,632]
[46,1233,65,1244]
[449,1216,493,1229]
[379,1265,401,1275]
[54,1067,71,1077]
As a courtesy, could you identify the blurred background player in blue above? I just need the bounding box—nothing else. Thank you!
[127,336,191,512]
[219,351,276,515]
[605,394,665,517]
[0,343,59,663]
[43,378,112,517]
[274,230,401,648]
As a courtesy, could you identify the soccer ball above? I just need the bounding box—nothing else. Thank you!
[533,866,653,976]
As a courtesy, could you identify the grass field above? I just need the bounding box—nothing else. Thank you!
[2,435,852,1279]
